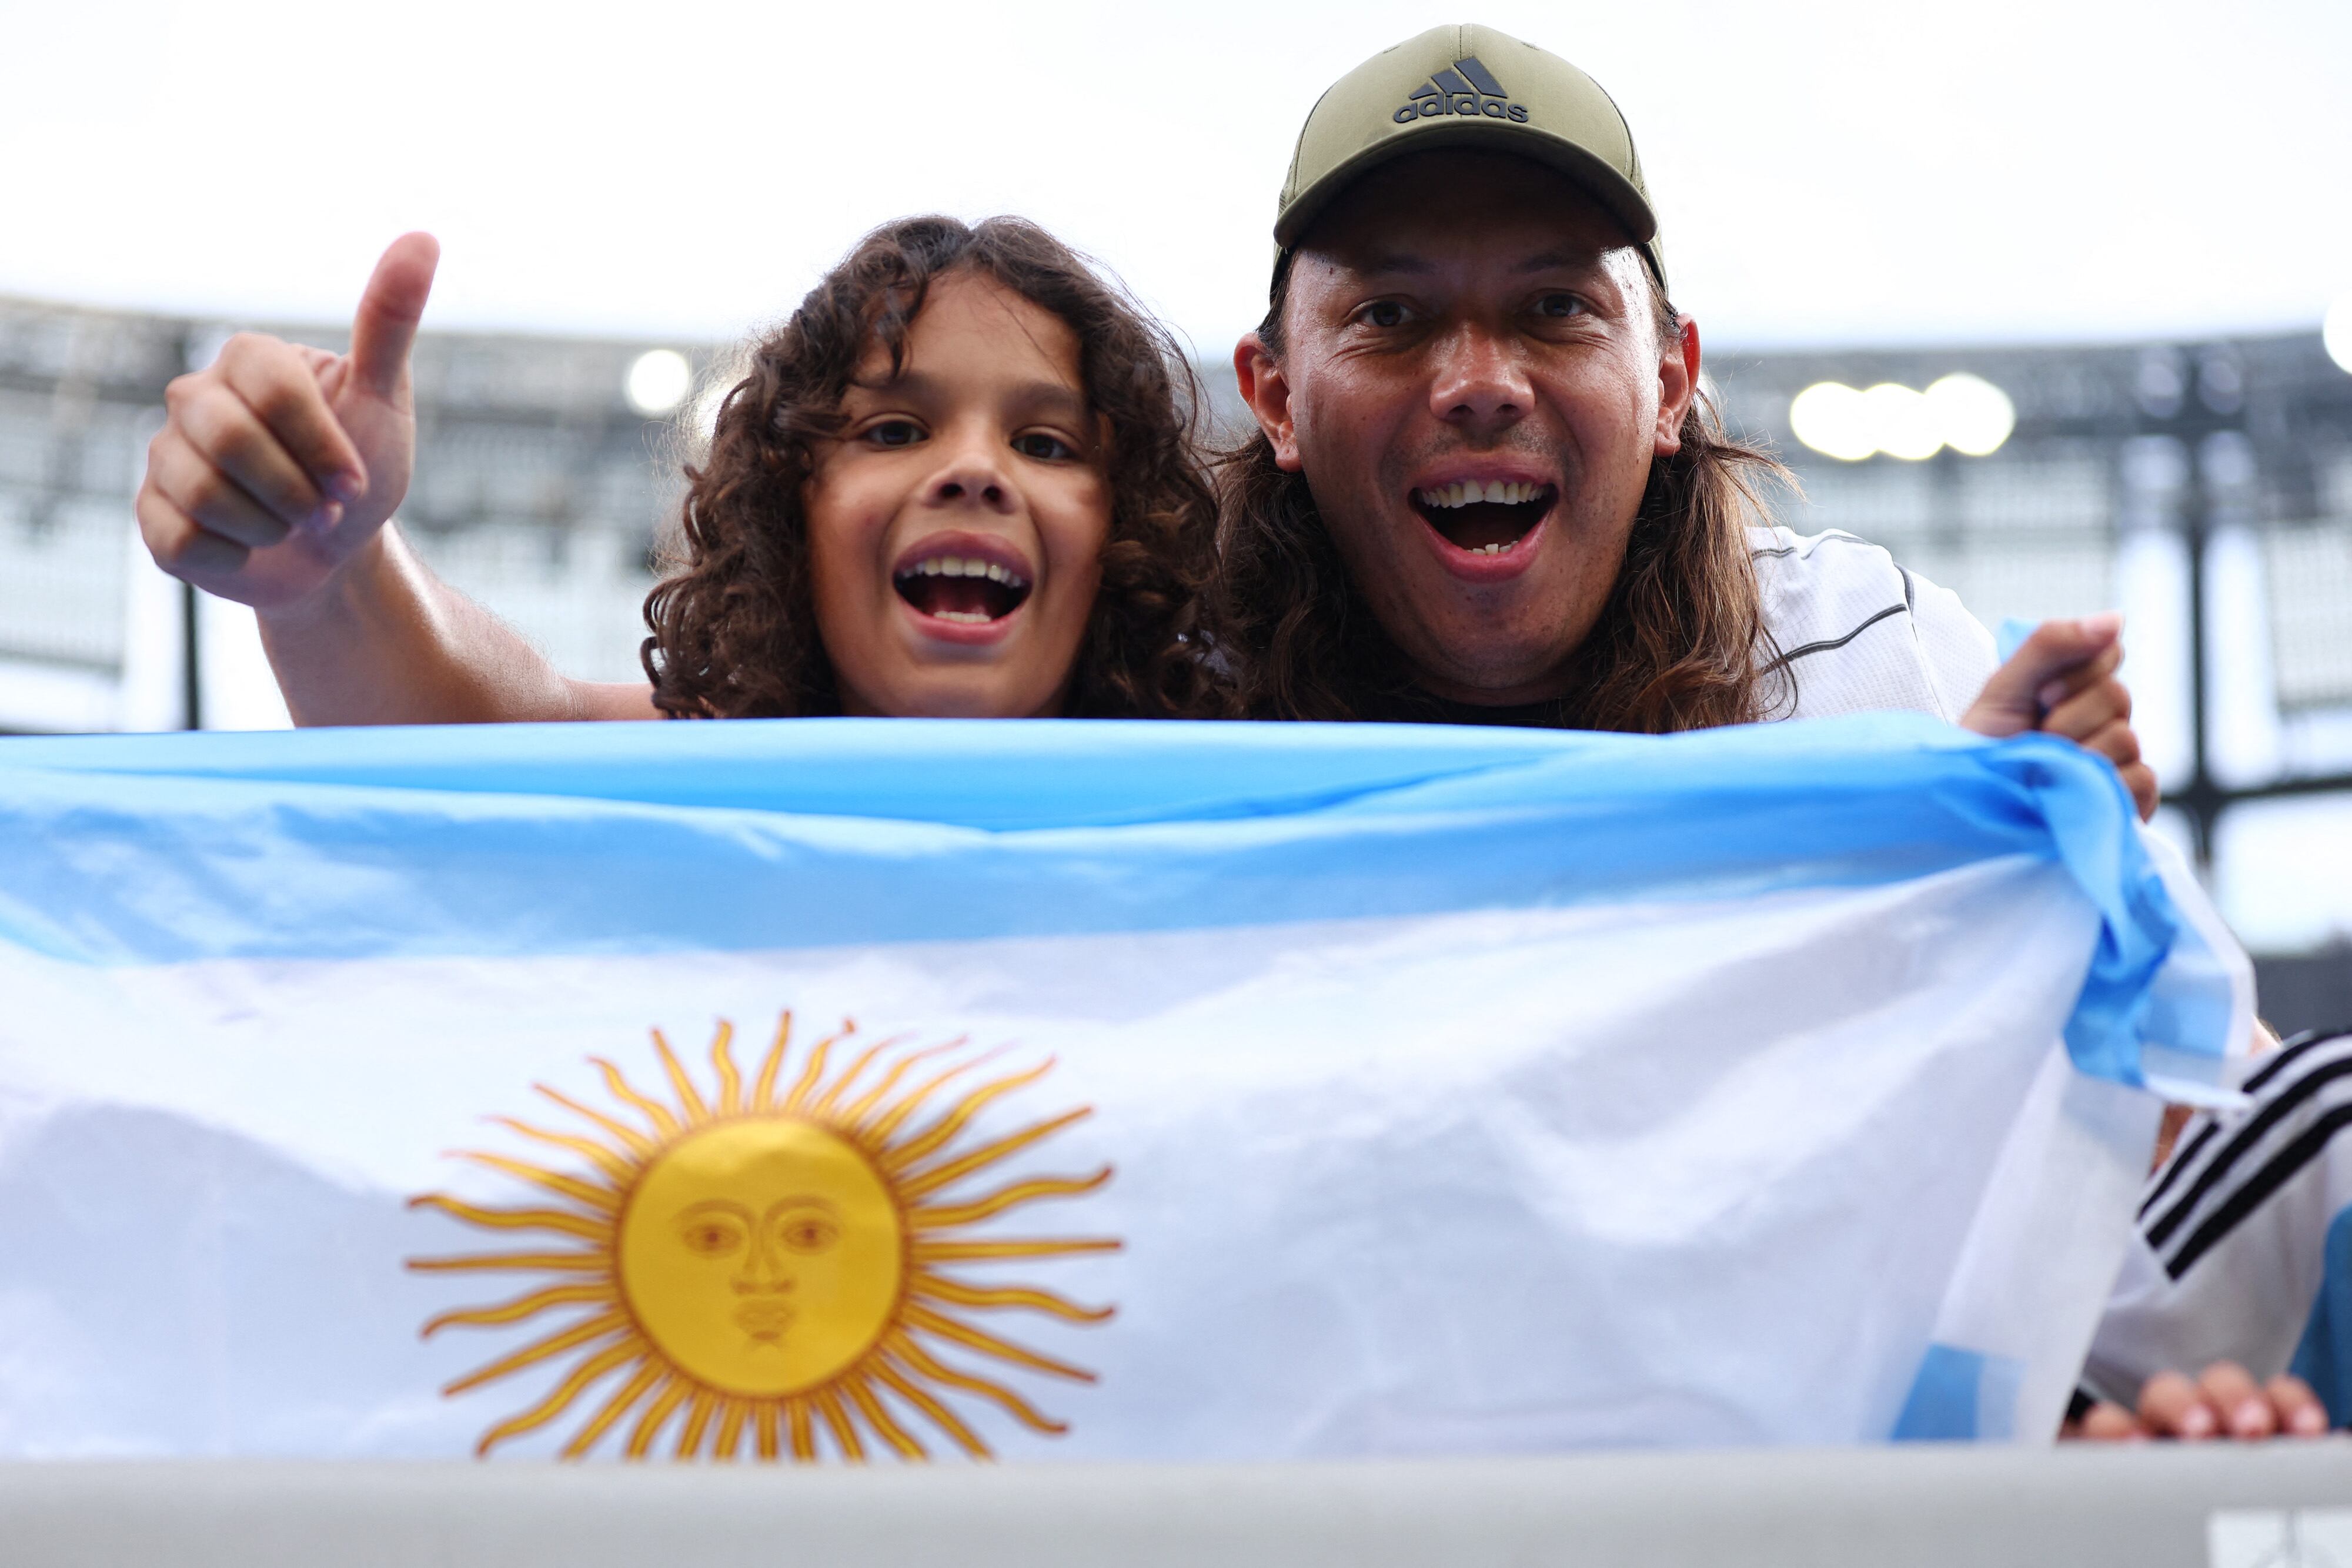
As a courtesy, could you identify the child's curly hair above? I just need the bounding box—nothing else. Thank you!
[642,216,1233,720]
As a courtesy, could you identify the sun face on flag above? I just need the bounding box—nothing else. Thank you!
[407,1014,1118,1462]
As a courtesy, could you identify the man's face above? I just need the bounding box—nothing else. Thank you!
[1237,152,1698,705]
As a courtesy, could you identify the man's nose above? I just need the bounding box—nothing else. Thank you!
[1428,325,1531,432]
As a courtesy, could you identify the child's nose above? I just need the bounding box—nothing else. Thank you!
[932,470,1008,507]
[927,444,1015,512]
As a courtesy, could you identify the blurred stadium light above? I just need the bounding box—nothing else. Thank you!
[1789,374,2017,462]
[4,296,2351,1019]
[624,349,693,417]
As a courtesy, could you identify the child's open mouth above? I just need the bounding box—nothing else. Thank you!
[893,550,1033,625]
[1411,479,1556,557]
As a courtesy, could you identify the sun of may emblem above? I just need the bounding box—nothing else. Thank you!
[407,1013,1118,1462]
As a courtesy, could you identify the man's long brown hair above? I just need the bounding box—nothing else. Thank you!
[643,216,1232,720]
[1214,263,1792,729]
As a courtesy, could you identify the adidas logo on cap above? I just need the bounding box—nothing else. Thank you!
[1394,55,1529,125]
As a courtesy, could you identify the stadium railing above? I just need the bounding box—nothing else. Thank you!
[5,1443,2352,1567]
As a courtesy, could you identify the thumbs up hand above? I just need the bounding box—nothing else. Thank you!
[136,233,439,610]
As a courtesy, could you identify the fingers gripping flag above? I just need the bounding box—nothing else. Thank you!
[0,715,2247,1459]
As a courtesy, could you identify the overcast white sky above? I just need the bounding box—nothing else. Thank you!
[2,0,2348,353]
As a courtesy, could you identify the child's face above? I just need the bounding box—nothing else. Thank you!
[806,270,1111,717]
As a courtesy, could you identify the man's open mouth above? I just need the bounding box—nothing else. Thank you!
[893,553,1033,624]
[1412,480,1556,555]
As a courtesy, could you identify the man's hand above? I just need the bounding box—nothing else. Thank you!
[2066,1362,2331,1440]
[1962,611,2159,821]
[136,233,439,611]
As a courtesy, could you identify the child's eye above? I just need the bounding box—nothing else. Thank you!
[1012,432,1075,462]
[864,419,924,448]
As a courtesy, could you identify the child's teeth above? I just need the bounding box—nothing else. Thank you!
[899,556,1032,584]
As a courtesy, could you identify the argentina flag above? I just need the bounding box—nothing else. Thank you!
[0,715,2248,1460]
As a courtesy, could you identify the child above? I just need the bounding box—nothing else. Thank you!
[135,218,1232,724]
[649,216,1230,722]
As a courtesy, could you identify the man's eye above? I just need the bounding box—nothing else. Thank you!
[1359,300,1409,329]
[864,419,924,448]
[1535,293,1585,319]
[1012,432,1074,462]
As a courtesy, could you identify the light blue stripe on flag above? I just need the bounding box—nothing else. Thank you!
[0,714,2203,1088]
[1892,1345,2024,1440]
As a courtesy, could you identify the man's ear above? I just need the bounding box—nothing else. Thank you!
[1655,315,1700,457]
[1234,334,1304,473]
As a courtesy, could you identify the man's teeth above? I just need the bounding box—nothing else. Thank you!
[1468,541,1516,555]
[1415,480,1547,508]
[898,555,1030,589]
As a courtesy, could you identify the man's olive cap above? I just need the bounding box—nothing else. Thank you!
[1275,23,1665,287]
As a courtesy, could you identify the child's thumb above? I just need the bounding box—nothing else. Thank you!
[348,232,440,402]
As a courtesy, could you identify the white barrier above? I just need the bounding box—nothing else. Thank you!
[5,1445,2352,1568]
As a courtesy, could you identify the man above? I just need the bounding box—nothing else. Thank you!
[130,25,2149,810]
[1215,24,2147,808]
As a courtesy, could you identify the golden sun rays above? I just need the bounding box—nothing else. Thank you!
[407,1012,1118,1462]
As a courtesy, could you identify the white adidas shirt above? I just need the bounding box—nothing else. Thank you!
[1749,525,1999,723]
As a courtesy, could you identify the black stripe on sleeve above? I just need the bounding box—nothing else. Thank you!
[2139,1119,2222,1220]
[2146,1050,2352,1249]
[2141,1033,2352,1221]
[2243,1030,2352,1095]
[2166,1102,2352,1279]
[1750,530,1872,563]
[1762,601,1907,673]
